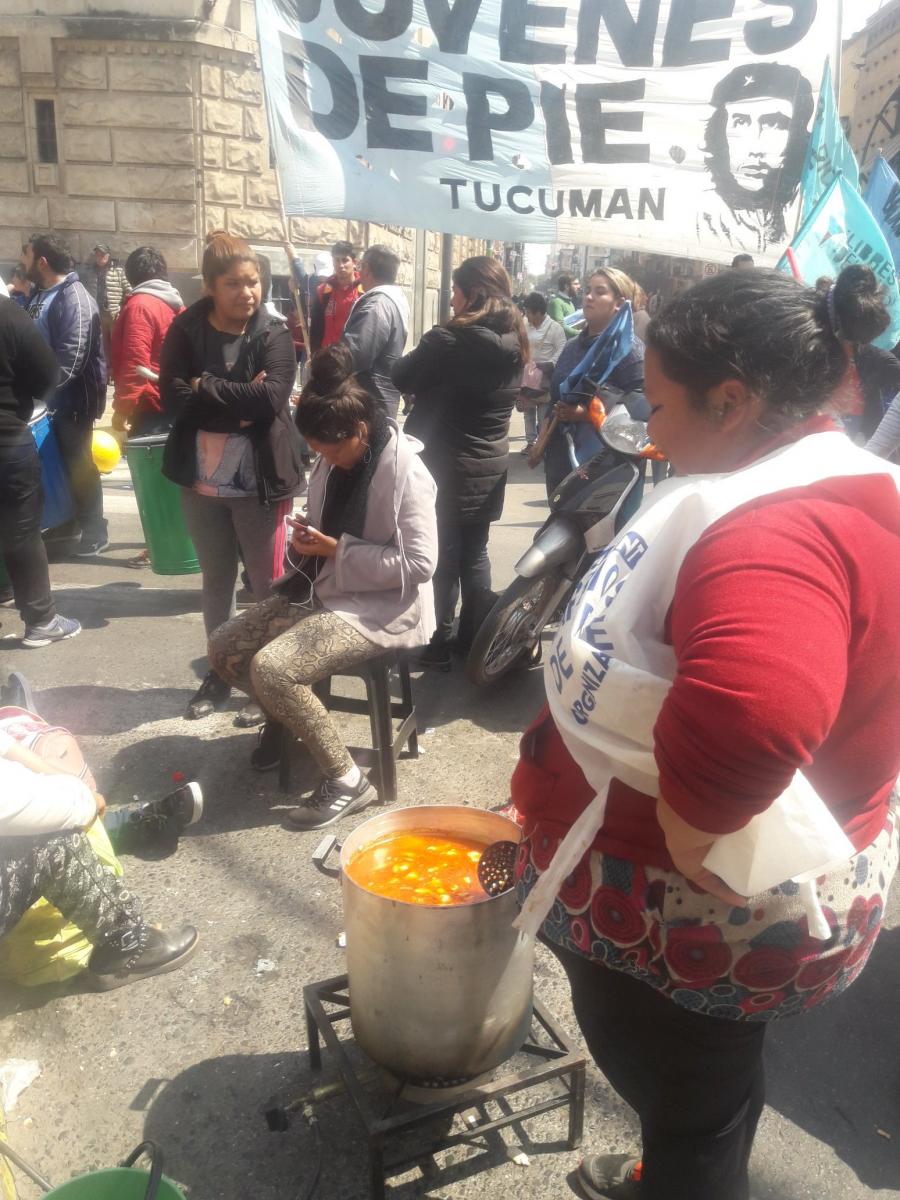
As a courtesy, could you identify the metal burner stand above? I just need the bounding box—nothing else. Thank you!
[303,974,586,1200]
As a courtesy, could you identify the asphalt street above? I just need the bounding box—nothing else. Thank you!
[0,412,897,1200]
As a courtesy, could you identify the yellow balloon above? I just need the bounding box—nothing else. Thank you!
[92,429,122,474]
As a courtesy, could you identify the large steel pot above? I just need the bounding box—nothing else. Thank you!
[340,805,534,1082]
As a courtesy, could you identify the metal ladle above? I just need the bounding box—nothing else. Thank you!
[476,840,519,897]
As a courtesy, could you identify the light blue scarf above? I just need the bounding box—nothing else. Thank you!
[558,304,634,466]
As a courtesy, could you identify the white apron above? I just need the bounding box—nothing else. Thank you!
[516,431,900,940]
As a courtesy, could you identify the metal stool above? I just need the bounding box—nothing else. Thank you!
[278,654,418,804]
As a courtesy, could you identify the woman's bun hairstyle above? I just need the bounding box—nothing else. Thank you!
[296,344,375,442]
[305,341,356,398]
[831,264,891,345]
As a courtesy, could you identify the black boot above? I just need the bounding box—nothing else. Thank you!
[185,670,231,719]
[414,641,453,672]
[250,720,284,773]
[104,783,203,856]
[88,925,199,991]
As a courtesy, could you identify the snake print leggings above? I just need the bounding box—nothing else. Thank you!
[209,593,378,778]
[0,832,145,954]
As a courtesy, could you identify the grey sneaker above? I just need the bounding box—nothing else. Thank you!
[577,1154,642,1200]
[21,614,82,648]
[286,774,377,830]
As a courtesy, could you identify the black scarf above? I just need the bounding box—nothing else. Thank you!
[281,412,392,602]
[318,410,391,541]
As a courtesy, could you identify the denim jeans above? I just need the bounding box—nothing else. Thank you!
[0,438,55,626]
[432,517,492,646]
[523,402,549,445]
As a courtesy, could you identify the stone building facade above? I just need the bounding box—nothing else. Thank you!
[0,1,486,326]
[842,0,900,173]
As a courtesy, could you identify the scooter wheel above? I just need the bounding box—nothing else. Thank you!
[466,574,556,686]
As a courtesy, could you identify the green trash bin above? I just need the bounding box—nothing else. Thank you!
[1,1138,185,1200]
[46,1166,185,1199]
[126,435,200,576]
[0,553,8,591]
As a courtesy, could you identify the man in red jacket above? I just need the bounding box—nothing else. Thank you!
[309,240,362,354]
[110,246,184,439]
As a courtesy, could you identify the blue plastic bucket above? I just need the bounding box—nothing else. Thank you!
[29,407,74,531]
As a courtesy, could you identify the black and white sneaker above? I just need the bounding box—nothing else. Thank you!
[74,535,110,557]
[105,782,203,855]
[286,774,377,830]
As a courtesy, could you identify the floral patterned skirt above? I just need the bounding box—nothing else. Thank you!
[515,810,897,1022]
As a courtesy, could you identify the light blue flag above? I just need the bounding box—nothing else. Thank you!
[798,60,860,226]
[777,174,900,349]
[864,154,900,271]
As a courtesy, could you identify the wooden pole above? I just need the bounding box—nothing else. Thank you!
[272,168,312,355]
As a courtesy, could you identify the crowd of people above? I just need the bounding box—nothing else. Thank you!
[2,232,900,1200]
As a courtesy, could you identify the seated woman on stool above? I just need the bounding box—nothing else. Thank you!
[210,344,438,830]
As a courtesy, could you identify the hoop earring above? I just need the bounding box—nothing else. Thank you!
[363,443,372,464]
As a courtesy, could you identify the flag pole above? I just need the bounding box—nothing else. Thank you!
[834,0,844,104]
[255,22,312,355]
[274,168,312,355]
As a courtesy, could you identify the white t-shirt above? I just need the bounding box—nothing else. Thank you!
[0,731,96,836]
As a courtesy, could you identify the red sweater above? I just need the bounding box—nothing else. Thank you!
[512,465,900,870]
[314,275,362,351]
[111,289,183,420]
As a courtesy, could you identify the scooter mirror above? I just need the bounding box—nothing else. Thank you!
[600,406,652,456]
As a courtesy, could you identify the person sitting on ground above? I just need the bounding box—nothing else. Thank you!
[110,246,185,440]
[520,292,567,452]
[0,722,198,991]
[341,244,410,419]
[160,234,305,724]
[209,343,438,830]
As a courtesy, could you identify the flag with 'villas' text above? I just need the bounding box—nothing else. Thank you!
[778,173,900,350]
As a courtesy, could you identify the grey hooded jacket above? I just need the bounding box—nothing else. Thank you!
[341,284,409,419]
[305,423,438,649]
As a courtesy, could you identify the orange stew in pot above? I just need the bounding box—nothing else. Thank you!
[346,830,490,905]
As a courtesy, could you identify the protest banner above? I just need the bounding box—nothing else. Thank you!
[256,0,839,262]
[864,153,900,272]
[797,58,860,227]
[777,173,900,350]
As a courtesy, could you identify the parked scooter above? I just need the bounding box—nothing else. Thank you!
[466,408,662,686]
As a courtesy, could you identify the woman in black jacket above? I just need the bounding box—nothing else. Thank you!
[393,256,526,670]
[160,234,304,720]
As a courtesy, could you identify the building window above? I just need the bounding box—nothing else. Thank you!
[34,99,58,163]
